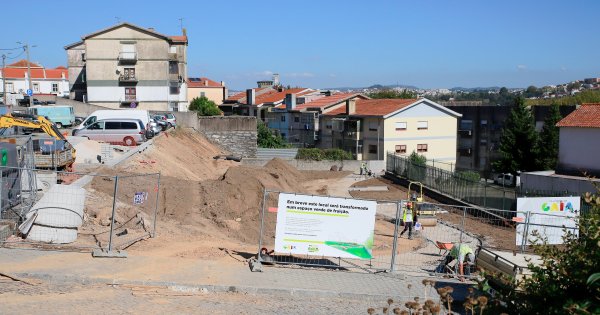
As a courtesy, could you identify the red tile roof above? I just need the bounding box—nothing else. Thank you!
[7,59,43,68]
[273,93,368,110]
[227,87,314,105]
[325,98,418,116]
[187,77,223,88]
[169,35,188,43]
[2,67,67,79]
[227,87,270,101]
[556,103,600,128]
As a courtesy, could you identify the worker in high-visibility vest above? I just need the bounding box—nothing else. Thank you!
[444,243,475,281]
[399,202,417,240]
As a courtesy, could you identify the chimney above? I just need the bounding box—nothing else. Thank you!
[346,99,356,115]
[246,89,256,105]
[273,73,280,86]
[285,93,296,111]
[220,81,225,86]
[204,80,208,86]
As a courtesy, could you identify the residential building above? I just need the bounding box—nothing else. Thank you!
[221,86,319,120]
[555,103,600,177]
[65,22,188,111]
[267,93,368,147]
[0,60,69,104]
[319,98,461,162]
[187,77,227,105]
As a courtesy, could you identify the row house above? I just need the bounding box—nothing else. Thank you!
[0,60,69,104]
[187,77,228,105]
[65,22,188,111]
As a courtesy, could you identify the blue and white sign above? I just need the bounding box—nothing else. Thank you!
[26,89,33,96]
[133,192,148,205]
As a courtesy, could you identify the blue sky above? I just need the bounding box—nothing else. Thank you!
[2,0,599,90]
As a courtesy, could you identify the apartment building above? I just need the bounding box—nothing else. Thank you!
[0,60,69,103]
[65,22,188,111]
[319,98,461,162]
[267,93,368,147]
[187,77,227,105]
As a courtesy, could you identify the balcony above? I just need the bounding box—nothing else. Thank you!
[118,52,137,63]
[119,75,138,83]
[458,129,473,136]
[123,95,137,102]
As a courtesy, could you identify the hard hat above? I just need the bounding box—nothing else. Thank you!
[407,202,412,207]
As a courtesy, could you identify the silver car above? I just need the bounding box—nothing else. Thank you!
[74,118,147,146]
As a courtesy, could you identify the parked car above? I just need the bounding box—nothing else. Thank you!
[494,173,521,187]
[149,119,161,135]
[160,113,177,128]
[153,117,168,131]
[74,116,86,126]
[18,96,44,106]
[73,118,147,146]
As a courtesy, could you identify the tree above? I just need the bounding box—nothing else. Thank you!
[406,151,427,181]
[499,87,509,96]
[188,96,222,116]
[257,120,288,148]
[368,89,416,99]
[492,97,540,174]
[537,104,562,170]
[485,192,600,314]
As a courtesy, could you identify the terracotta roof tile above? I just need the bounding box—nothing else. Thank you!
[325,98,417,116]
[227,88,314,105]
[1,67,67,79]
[556,103,600,128]
[170,35,188,43]
[187,77,223,88]
[7,59,43,68]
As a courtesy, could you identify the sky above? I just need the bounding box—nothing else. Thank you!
[2,0,599,90]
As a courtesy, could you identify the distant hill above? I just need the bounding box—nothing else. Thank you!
[324,83,418,91]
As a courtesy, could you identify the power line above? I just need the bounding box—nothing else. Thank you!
[0,47,22,51]
[6,50,24,60]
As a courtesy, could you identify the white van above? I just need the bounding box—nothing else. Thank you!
[73,109,151,135]
[73,118,147,146]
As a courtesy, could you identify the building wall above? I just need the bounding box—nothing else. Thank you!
[383,102,458,164]
[557,127,600,176]
[188,87,227,105]
[66,43,86,101]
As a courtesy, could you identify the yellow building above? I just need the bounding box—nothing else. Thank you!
[187,77,227,105]
[319,98,461,165]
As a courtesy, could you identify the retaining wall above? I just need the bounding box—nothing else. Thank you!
[242,159,385,172]
[173,112,257,158]
[55,98,110,116]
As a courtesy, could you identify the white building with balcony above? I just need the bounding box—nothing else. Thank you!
[65,22,188,111]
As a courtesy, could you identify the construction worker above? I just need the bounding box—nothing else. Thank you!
[444,243,475,281]
[360,162,367,175]
[399,202,416,239]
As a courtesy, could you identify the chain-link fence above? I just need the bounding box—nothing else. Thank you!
[0,165,160,254]
[256,190,583,279]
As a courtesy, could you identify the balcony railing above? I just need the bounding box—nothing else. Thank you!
[124,95,137,102]
[119,75,138,82]
[118,52,137,63]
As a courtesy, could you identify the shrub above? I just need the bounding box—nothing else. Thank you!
[296,148,352,161]
[296,148,324,161]
[188,96,222,116]
[456,170,481,183]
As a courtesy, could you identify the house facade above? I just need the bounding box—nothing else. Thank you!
[65,22,188,111]
[555,103,600,177]
[187,77,227,105]
[319,98,461,163]
[0,60,69,104]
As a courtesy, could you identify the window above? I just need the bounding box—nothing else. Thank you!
[105,121,121,130]
[417,144,428,152]
[169,61,178,74]
[395,145,407,154]
[121,44,136,59]
[81,53,85,61]
[200,92,205,97]
[368,122,378,131]
[460,120,473,130]
[294,117,300,123]
[395,122,407,130]
[125,87,136,100]
[121,122,137,130]
[52,83,58,93]
[281,133,286,138]
[280,116,285,122]
[89,121,105,130]
[169,46,177,54]
[417,121,428,130]
[169,82,180,95]
[326,121,332,129]
[123,68,135,80]
[33,83,40,93]
[368,145,377,154]
[6,83,13,93]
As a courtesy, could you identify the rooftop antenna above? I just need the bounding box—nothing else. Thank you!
[178,18,184,33]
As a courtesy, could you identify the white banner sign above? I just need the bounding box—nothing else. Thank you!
[274,193,377,259]
[516,197,580,245]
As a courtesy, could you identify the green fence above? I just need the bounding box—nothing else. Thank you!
[386,153,591,213]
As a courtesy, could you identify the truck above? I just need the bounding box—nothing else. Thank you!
[27,105,76,128]
[0,113,76,170]
[494,173,521,187]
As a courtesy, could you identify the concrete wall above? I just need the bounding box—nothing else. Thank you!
[521,171,599,196]
[173,112,258,158]
[557,127,600,176]
[242,158,385,172]
[55,97,110,116]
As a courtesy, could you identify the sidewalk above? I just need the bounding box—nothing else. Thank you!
[0,248,439,301]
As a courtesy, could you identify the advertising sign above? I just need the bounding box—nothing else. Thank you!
[274,193,377,259]
[516,197,580,245]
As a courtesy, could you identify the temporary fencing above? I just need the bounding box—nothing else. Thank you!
[0,165,160,255]
[256,190,583,279]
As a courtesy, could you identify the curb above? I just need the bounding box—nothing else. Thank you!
[14,271,410,301]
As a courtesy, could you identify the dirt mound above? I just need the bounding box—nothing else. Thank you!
[124,129,234,180]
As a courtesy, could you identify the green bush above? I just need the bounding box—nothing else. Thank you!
[456,170,481,183]
[296,148,352,161]
[188,96,222,116]
[257,120,288,148]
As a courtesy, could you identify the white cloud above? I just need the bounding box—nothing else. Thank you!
[516,65,527,70]
[286,72,315,78]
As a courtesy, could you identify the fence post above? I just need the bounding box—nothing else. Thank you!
[521,211,531,253]
[484,181,487,208]
[502,190,506,211]
[107,175,119,252]
[390,200,403,272]
[152,173,161,238]
[257,189,268,263]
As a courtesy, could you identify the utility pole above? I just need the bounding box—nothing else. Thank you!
[2,54,7,108]
[179,18,184,33]
[17,42,34,107]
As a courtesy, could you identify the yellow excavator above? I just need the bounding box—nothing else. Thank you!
[0,112,76,171]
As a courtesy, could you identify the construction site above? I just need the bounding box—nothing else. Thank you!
[0,125,556,314]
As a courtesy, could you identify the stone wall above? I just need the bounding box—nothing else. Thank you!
[173,112,257,158]
[242,158,385,173]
